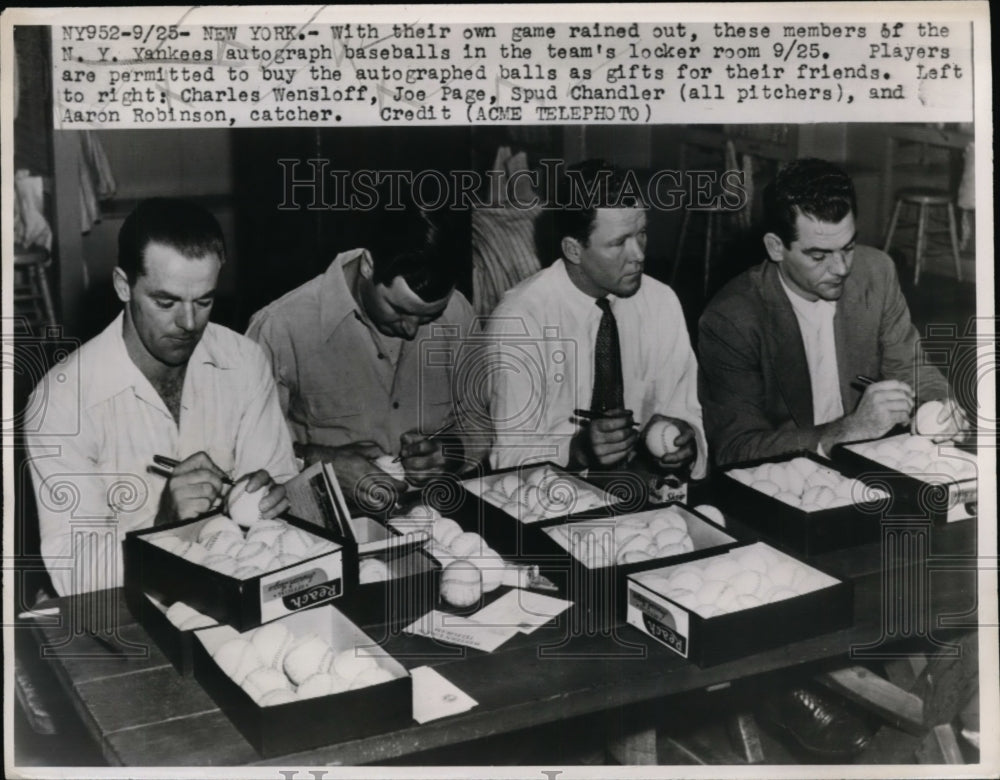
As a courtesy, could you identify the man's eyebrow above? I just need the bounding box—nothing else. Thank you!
[801,232,857,253]
[150,289,217,300]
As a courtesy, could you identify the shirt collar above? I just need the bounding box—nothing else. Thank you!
[320,248,369,337]
[86,311,233,405]
[777,269,837,324]
[551,258,618,318]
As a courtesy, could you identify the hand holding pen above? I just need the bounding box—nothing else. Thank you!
[571,408,639,468]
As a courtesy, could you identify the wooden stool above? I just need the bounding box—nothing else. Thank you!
[882,188,963,285]
[14,246,57,331]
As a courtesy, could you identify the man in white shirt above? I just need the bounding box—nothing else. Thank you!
[26,199,297,596]
[487,159,706,477]
[699,157,961,466]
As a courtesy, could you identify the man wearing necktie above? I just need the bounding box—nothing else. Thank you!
[488,159,706,477]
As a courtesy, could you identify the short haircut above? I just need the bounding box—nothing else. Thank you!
[763,158,857,246]
[366,189,463,303]
[549,159,645,263]
[118,198,226,283]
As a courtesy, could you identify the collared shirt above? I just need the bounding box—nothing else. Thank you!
[778,272,845,426]
[25,313,299,597]
[486,259,708,476]
[246,249,485,462]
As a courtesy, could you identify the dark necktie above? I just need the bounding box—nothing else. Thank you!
[591,297,624,414]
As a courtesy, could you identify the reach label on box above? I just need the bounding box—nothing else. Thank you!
[260,562,343,622]
[630,588,689,658]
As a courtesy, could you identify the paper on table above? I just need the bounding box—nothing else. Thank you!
[404,610,519,653]
[469,589,573,634]
[411,665,478,723]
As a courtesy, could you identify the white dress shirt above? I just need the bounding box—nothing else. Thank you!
[486,259,707,476]
[26,313,299,596]
[779,273,844,425]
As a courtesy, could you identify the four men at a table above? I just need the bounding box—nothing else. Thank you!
[25,156,967,760]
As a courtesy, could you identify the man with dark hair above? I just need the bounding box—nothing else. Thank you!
[27,198,297,596]
[247,198,483,506]
[699,157,961,466]
[487,159,706,475]
[698,159,969,759]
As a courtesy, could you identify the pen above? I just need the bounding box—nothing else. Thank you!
[151,455,234,486]
[391,419,458,463]
[571,408,640,426]
[851,374,877,391]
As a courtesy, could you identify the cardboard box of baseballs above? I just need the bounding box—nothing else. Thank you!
[456,462,625,558]
[126,591,223,674]
[336,515,442,630]
[626,541,853,666]
[531,502,742,628]
[714,451,892,555]
[192,604,411,757]
[124,513,346,633]
[832,434,977,524]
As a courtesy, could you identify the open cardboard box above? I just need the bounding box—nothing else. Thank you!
[193,605,411,757]
[124,514,345,632]
[626,541,853,666]
[455,462,623,558]
[714,451,890,555]
[128,592,220,674]
[338,516,441,629]
[833,434,978,524]
[531,503,742,629]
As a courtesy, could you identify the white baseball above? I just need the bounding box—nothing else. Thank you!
[645,419,682,458]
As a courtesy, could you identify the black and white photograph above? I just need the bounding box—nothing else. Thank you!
[2,4,995,778]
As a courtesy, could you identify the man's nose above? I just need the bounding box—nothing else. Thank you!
[829,250,850,276]
[626,236,645,263]
[176,304,196,331]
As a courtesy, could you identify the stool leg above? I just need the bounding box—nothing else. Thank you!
[914,203,928,285]
[34,264,58,327]
[883,199,903,253]
[672,209,691,287]
[946,204,963,282]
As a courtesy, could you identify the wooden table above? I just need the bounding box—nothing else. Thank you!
[21,517,978,766]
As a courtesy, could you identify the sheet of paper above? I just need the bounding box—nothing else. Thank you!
[410,665,478,724]
[403,610,519,653]
[469,589,574,634]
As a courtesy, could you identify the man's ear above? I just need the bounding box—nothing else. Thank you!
[112,267,131,303]
[763,232,787,263]
[561,236,582,265]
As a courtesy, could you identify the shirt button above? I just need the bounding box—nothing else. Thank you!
[392,401,400,409]
[377,353,385,360]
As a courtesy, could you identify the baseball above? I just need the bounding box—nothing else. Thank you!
[283,634,334,685]
[214,638,264,684]
[349,666,395,690]
[259,688,298,707]
[297,672,350,699]
[250,622,296,670]
[440,559,483,607]
[913,400,950,437]
[242,667,291,703]
[693,504,726,527]
[359,557,390,584]
[372,454,407,482]
[198,516,243,542]
[332,647,379,682]
[645,419,682,458]
[227,476,265,527]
